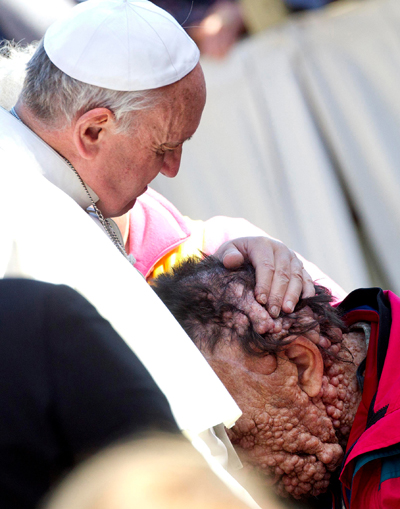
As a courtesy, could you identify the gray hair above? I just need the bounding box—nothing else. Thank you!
[20,40,161,132]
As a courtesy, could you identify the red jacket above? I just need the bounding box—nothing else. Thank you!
[339,289,400,508]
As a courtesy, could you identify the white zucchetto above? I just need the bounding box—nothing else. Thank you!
[43,0,200,91]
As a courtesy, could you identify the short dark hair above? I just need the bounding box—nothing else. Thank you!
[152,256,346,357]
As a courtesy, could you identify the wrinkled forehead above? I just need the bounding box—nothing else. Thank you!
[141,64,206,142]
[164,64,206,120]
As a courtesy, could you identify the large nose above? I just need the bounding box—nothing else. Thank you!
[160,146,182,178]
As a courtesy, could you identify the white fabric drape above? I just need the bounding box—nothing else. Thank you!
[0,107,242,436]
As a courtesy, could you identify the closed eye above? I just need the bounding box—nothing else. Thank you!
[158,136,192,154]
[156,146,176,156]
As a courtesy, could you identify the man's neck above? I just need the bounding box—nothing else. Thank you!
[14,102,74,161]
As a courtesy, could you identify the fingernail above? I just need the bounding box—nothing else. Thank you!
[286,301,294,313]
[270,306,279,317]
[258,294,267,305]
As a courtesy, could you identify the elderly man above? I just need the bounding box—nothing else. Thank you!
[0,0,342,500]
[153,255,400,509]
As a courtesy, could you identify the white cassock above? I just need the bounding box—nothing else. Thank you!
[0,107,259,507]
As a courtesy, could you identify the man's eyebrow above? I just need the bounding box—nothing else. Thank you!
[161,136,193,148]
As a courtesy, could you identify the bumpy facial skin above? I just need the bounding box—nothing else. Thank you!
[323,330,366,449]
[202,293,365,500]
[205,343,339,498]
[153,259,366,501]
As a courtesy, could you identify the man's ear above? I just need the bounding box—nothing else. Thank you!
[284,337,323,398]
[73,108,115,160]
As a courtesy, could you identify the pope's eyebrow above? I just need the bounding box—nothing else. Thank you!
[161,136,193,149]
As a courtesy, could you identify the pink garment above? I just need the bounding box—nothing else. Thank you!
[129,187,347,301]
[128,187,191,278]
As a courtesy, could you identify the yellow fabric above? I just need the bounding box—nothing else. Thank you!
[240,0,288,34]
[240,0,351,35]
[149,219,206,280]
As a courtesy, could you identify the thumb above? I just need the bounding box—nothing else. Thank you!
[220,246,245,268]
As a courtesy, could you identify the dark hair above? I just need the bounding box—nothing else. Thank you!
[152,256,347,357]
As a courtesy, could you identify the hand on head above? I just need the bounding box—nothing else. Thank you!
[214,236,315,324]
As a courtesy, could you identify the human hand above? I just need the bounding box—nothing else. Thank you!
[214,236,315,320]
[188,1,245,59]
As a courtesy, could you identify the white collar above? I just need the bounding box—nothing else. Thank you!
[0,107,99,209]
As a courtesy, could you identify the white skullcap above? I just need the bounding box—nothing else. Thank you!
[43,0,200,91]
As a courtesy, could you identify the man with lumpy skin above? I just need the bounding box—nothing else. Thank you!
[153,255,400,509]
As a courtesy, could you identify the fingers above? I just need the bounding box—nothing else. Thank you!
[250,239,299,317]
[279,259,315,315]
[219,238,279,312]
[300,267,316,299]
[215,239,274,333]
[234,282,276,334]
[215,236,315,320]
[217,244,245,269]
[258,247,315,316]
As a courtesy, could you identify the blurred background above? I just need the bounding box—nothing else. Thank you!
[2,0,399,294]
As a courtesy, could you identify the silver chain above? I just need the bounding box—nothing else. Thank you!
[63,159,133,262]
[10,107,133,263]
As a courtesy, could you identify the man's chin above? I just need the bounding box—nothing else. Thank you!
[117,199,137,216]
[102,199,137,218]
[97,185,148,217]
